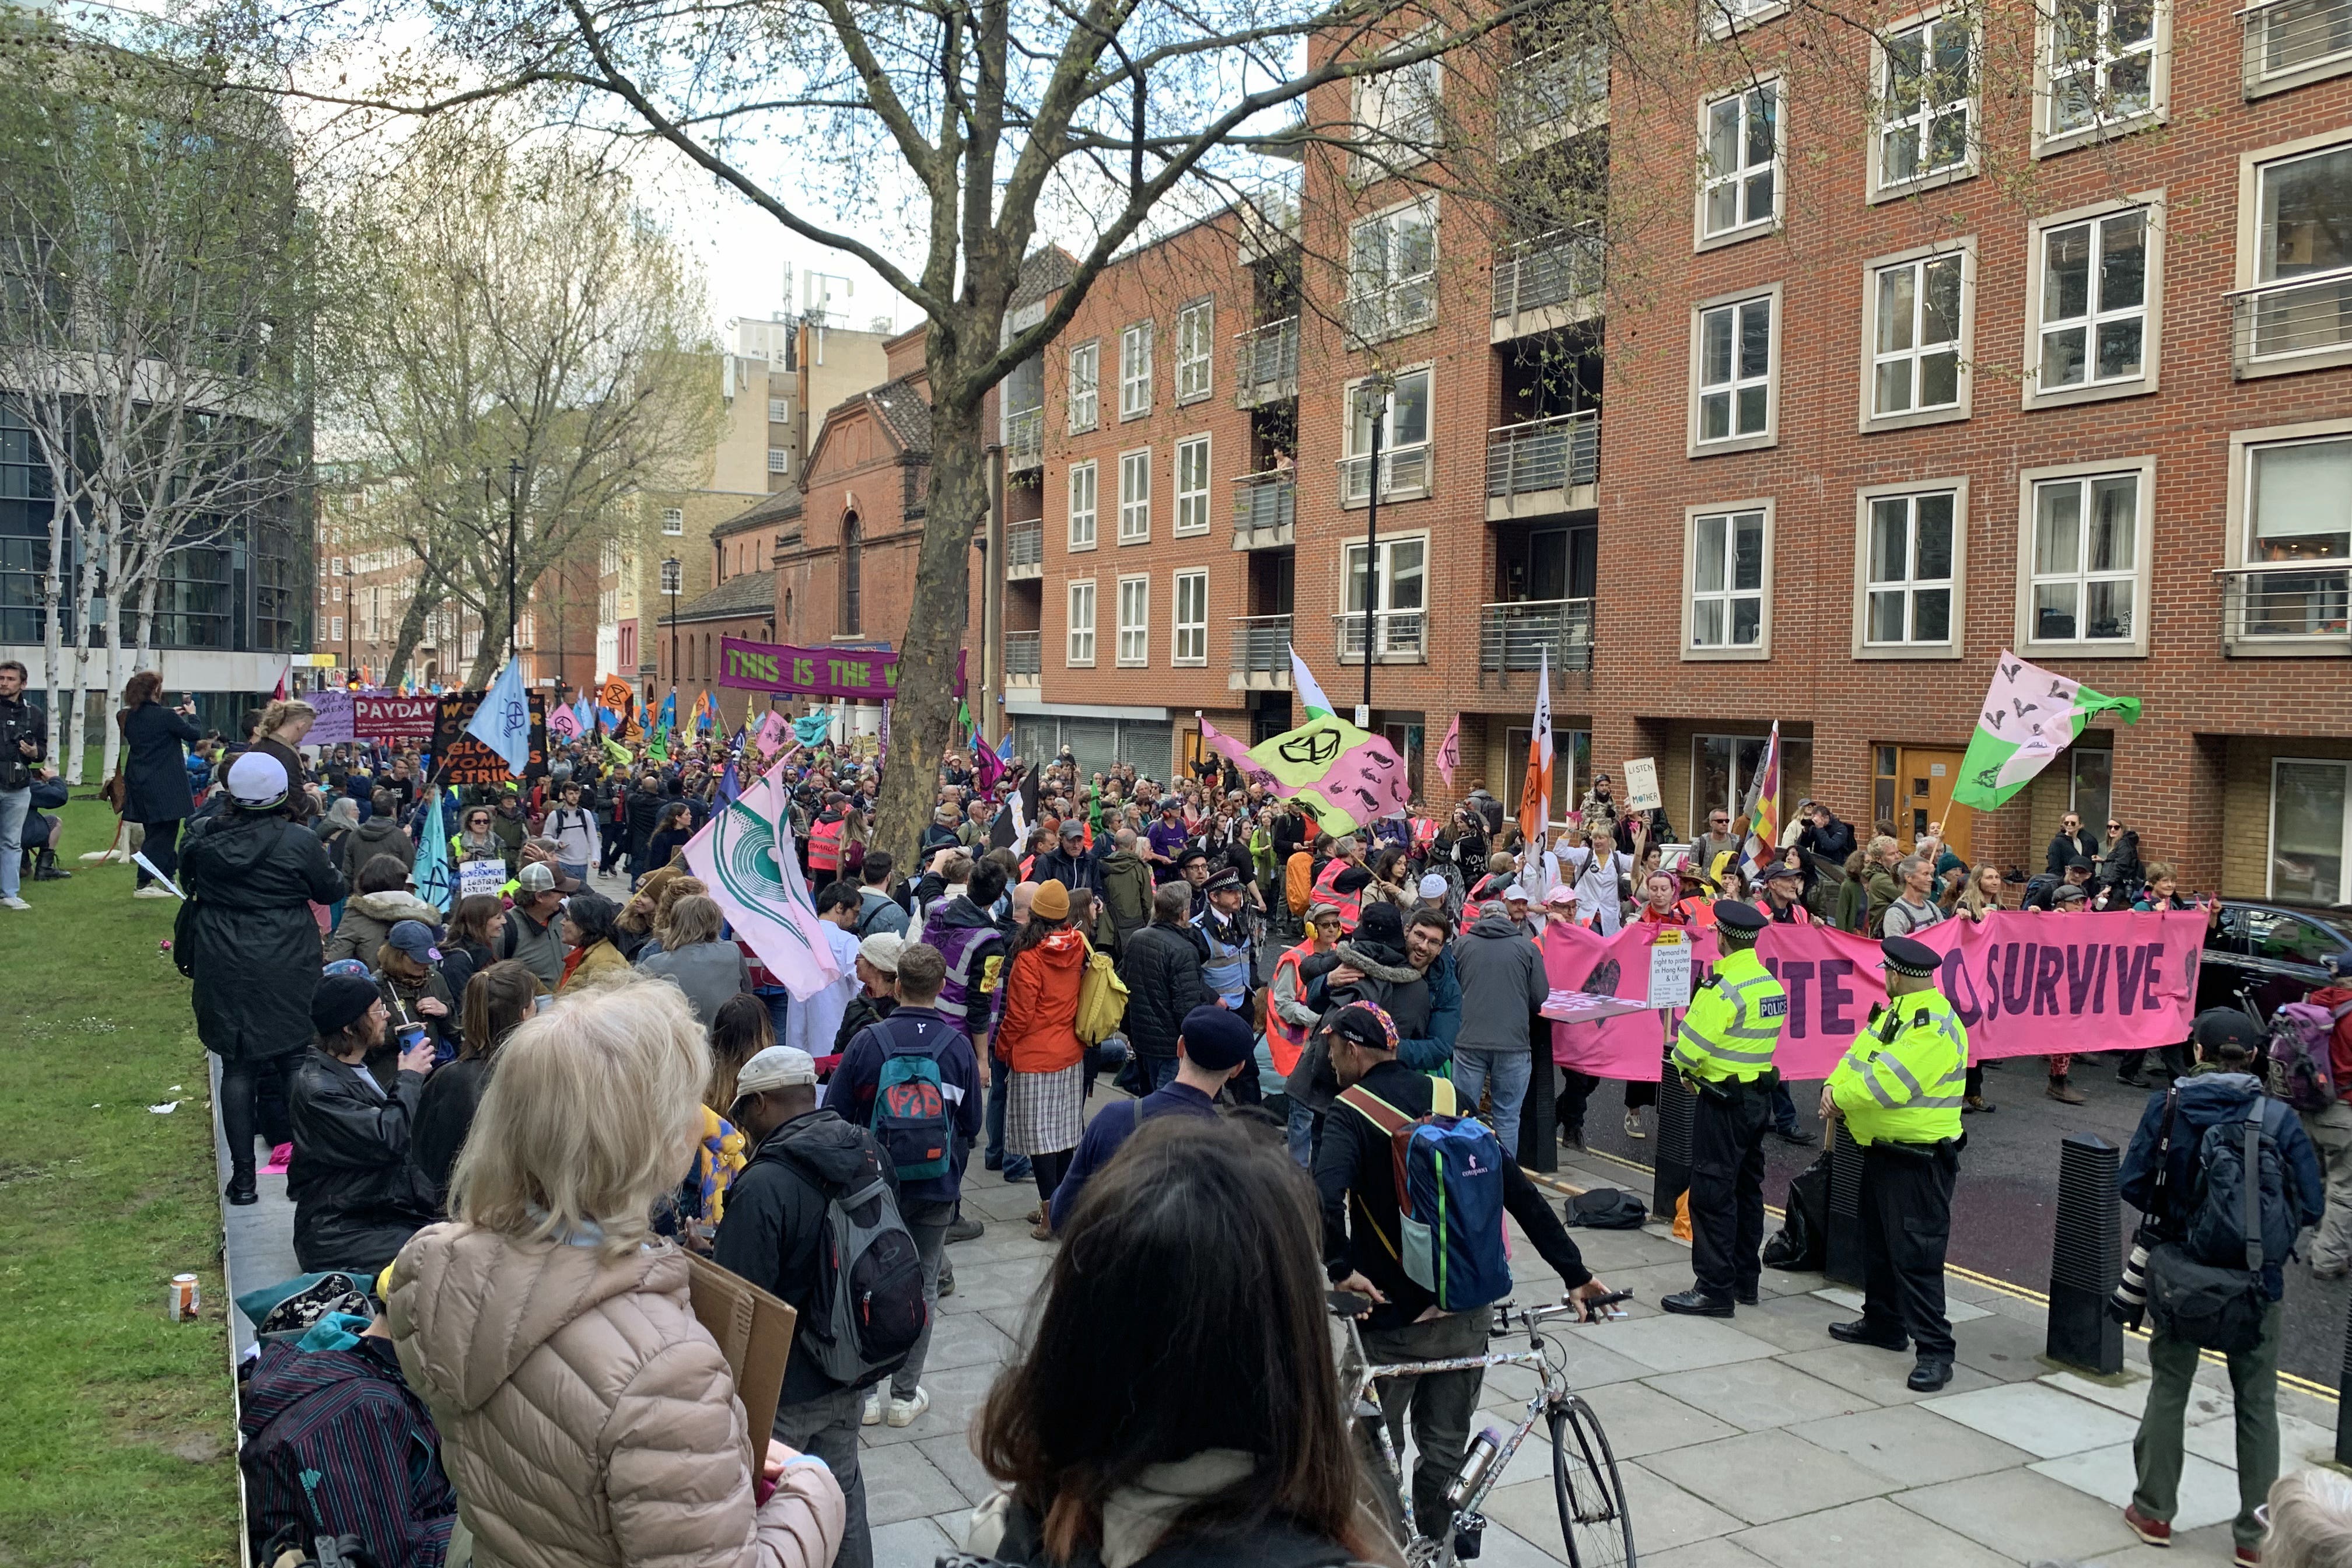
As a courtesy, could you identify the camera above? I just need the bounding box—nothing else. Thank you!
[2109,1240,2152,1328]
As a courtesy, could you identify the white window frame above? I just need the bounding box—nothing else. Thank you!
[2232,131,2352,378]
[1702,0,1794,37]
[2269,757,2352,903]
[331,556,344,576]
[2035,0,2171,155]
[1346,196,1440,345]
[1116,573,1150,667]
[1068,340,1100,432]
[1174,300,1214,403]
[1860,241,1976,431]
[1853,479,1968,659]
[1066,579,1097,667]
[1118,447,1152,544]
[1174,435,1212,537]
[1119,321,1154,419]
[1695,78,1783,249]
[662,506,685,535]
[1340,531,1430,663]
[1869,10,1980,200]
[2022,192,2165,408]
[1682,501,1775,660]
[330,615,344,641]
[767,448,790,474]
[1350,40,1442,180]
[331,583,342,603]
[1172,569,1209,666]
[2015,456,2155,659]
[2242,0,2352,96]
[2222,416,2352,654]
[1340,365,1434,506]
[1689,284,1782,456]
[1068,459,1098,551]
[767,397,790,423]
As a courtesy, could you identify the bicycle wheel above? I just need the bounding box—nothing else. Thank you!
[1550,1395,1634,1568]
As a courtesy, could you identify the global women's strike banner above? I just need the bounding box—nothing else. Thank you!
[1541,910,2207,1081]
[716,635,966,702]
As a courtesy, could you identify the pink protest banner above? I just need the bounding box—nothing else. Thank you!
[1543,910,2208,1082]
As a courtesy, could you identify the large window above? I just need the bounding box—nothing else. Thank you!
[1119,449,1152,544]
[1116,574,1150,666]
[1066,580,1096,666]
[2272,758,2350,902]
[1346,199,1438,344]
[1352,43,1441,176]
[1700,82,1780,241]
[1069,341,1100,432]
[1686,507,1770,653]
[1877,14,1975,191]
[1694,292,1777,448]
[1119,321,1153,419]
[1863,489,1958,648]
[1173,570,1208,664]
[1694,734,1779,833]
[1175,300,1214,402]
[1174,436,1212,536]
[1341,368,1433,504]
[2236,433,2352,639]
[2026,466,2145,649]
[2046,0,2163,141]
[1870,253,1966,419]
[2032,204,2155,401]
[2242,141,2352,369]
[662,507,685,535]
[1069,460,1098,551]
[840,516,862,635]
[1342,535,1427,660]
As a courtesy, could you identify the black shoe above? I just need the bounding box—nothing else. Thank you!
[946,1215,985,1244]
[1559,1124,1586,1152]
[1907,1356,1955,1392]
[225,1171,258,1206]
[2117,1070,2150,1088]
[1827,1318,1909,1351]
[32,850,68,881]
[1661,1290,1735,1317]
[1771,1126,1818,1146]
[1734,1286,1760,1307]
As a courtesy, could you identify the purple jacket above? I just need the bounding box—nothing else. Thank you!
[922,895,1009,1048]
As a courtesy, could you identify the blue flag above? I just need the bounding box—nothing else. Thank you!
[715,759,741,808]
[793,710,833,748]
[467,660,534,776]
[412,786,454,912]
[657,690,677,732]
[997,732,1016,762]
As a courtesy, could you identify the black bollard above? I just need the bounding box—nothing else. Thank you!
[1518,1059,1559,1175]
[1825,1120,1867,1288]
[2047,1133,2123,1374]
[2337,1288,2352,1466]
[1653,1068,1693,1221]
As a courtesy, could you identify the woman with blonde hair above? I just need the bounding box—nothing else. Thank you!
[253,699,319,822]
[388,981,845,1568]
[2264,1469,2352,1568]
[636,892,751,1028]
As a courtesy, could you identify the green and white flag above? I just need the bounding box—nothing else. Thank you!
[1951,650,2141,811]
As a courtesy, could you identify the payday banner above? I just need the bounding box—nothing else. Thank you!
[716,635,966,702]
[1542,910,2207,1081]
[354,693,437,740]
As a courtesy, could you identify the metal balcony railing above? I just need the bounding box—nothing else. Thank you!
[1231,471,1296,540]
[1005,519,1043,572]
[2218,564,2352,648]
[1497,40,1609,138]
[2231,267,2352,370]
[1335,608,1426,662]
[1338,443,1432,506]
[1346,278,1437,345]
[2241,0,2352,88]
[1487,412,1600,500]
[1004,407,1044,471]
[1003,629,1042,676]
[1481,598,1595,673]
[1237,181,1302,263]
[1233,317,1300,407]
[1230,614,1292,676]
[1492,228,1605,321]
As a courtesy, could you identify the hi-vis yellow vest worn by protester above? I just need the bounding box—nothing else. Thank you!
[1670,946,1787,1084]
[1828,986,1969,1146]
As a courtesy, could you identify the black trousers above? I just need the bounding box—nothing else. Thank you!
[1859,1142,1959,1358]
[1689,1080,1772,1300]
[218,1051,299,1176]
[137,818,183,885]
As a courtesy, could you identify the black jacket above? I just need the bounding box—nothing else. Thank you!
[181,813,346,1062]
[2047,828,2101,877]
[1314,1058,1590,1329]
[286,1046,439,1275]
[119,701,203,822]
[0,691,46,792]
[338,817,411,887]
[1116,919,1215,1059]
[409,1054,492,1210]
[1798,817,1858,888]
[711,1108,883,1405]
[625,786,666,849]
[1034,842,1105,896]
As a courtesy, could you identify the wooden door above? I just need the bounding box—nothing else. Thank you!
[1899,748,1971,859]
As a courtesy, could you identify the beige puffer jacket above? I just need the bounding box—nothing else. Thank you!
[388,1222,844,1568]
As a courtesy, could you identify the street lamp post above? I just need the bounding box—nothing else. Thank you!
[505,459,523,662]
[1356,374,1393,726]
[663,556,681,697]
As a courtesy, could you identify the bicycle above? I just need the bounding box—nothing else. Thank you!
[1334,1294,1636,1568]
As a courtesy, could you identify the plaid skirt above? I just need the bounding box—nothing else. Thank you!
[1005,1062,1085,1156]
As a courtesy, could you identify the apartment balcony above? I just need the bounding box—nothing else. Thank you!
[2230,266,2352,376]
[1229,614,1293,691]
[1338,443,1432,508]
[2218,564,2352,655]
[2239,0,2352,94]
[1003,629,1042,685]
[1486,412,1598,521]
[1005,519,1043,580]
[1236,180,1302,265]
[1334,609,1426,664]
[1233,317,1299,409]
[1492,227,1604,342]
[1231,471,1296,550]
[1480,598,1594,682]
[1496,40,1609,157]
[1004,407,1044,472]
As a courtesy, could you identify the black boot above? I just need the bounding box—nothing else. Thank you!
[1662,1289,1735,1317]
[225,1168,258,1206]
[32,848,69,881]
[1907,1356,1955,1392]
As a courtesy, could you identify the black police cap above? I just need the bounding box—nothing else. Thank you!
[1880,935,1941,978]
[1714,900,1768,935]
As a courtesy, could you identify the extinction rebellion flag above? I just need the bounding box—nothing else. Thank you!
[1951,651,2141,812]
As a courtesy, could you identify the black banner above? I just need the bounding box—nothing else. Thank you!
[431,691,548,786]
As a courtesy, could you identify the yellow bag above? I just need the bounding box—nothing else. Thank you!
[1074,942,1129,1045]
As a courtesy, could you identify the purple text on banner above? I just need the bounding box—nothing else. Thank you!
[716,635,967,702]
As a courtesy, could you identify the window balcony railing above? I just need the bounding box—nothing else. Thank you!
[2218,564,2352,650]
[1338,443,1432,506]
[1480,598,1595,673]
[1231,471,1296,542]
[1345,278,1437,345]
[2240,0,2352,91]
[1006,519,1043,574]
[1492,228,1604,321]
[1230,614,1292,677]
[1486,412,1599,500]
[1003,628,1042,676]
[1496,40,1609,139]
[2230,265,2352,371]
[1233,317,1300,407]
[1237,180,1302,264]
[1335,608,1426,662]
[1003,407,1044,471]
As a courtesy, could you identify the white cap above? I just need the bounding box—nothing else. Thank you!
[733,1045,818,1098]
[226,752,290,808]
[1503,883,1529,901]
[858,932,904,974]
[1416,873,1448,900]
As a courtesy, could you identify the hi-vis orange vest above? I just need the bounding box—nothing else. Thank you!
[1267,939,1316,1075]
[807,814,845,874]
[1313,856,1362,928]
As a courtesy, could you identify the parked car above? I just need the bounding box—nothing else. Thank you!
[2198,899,2352,1016]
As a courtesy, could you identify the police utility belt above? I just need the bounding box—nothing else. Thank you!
[1683,1066,1782,1099]
[1865,1133,1967,1160]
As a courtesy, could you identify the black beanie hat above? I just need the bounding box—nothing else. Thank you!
[312,973,382,1037]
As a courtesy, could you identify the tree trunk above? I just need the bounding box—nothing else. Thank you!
[36,419,69,745]
[384,589,438,690]
[96,533,132,787]
[60,510,105,785]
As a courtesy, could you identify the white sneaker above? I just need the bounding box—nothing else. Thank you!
[885,1387,930,1428]
[1623,1110,1647,1140]
[860,1388,883,1426]
[1,895,29,911]
[132,886,175,899]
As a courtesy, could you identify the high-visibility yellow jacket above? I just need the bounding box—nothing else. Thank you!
[1671,946,1787,1083]
[1828,987,1969,1146]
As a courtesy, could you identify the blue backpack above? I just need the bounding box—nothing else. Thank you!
[866,1016,956,1182]
[1337,1079,1513,1312]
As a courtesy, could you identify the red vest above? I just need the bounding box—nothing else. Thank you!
[807,814,844,873]
[1312,857,1362,929]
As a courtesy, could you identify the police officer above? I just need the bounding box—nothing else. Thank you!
[1822,934,1968,1391]
[1664,901,1786,1317]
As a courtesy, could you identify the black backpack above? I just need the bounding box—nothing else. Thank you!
[771,1133,928,1388]
[2141,1090,2284,1354]
[1563,1188,1647,1229]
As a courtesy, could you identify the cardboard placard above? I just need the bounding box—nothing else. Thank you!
[458,859,505,900]
[684,1252,799,1447]
[1622,758,1662,813]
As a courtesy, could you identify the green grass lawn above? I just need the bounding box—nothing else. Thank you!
[0,790,240,1567]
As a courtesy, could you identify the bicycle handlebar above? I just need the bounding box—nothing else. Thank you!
[1491,1293,1634,1332]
